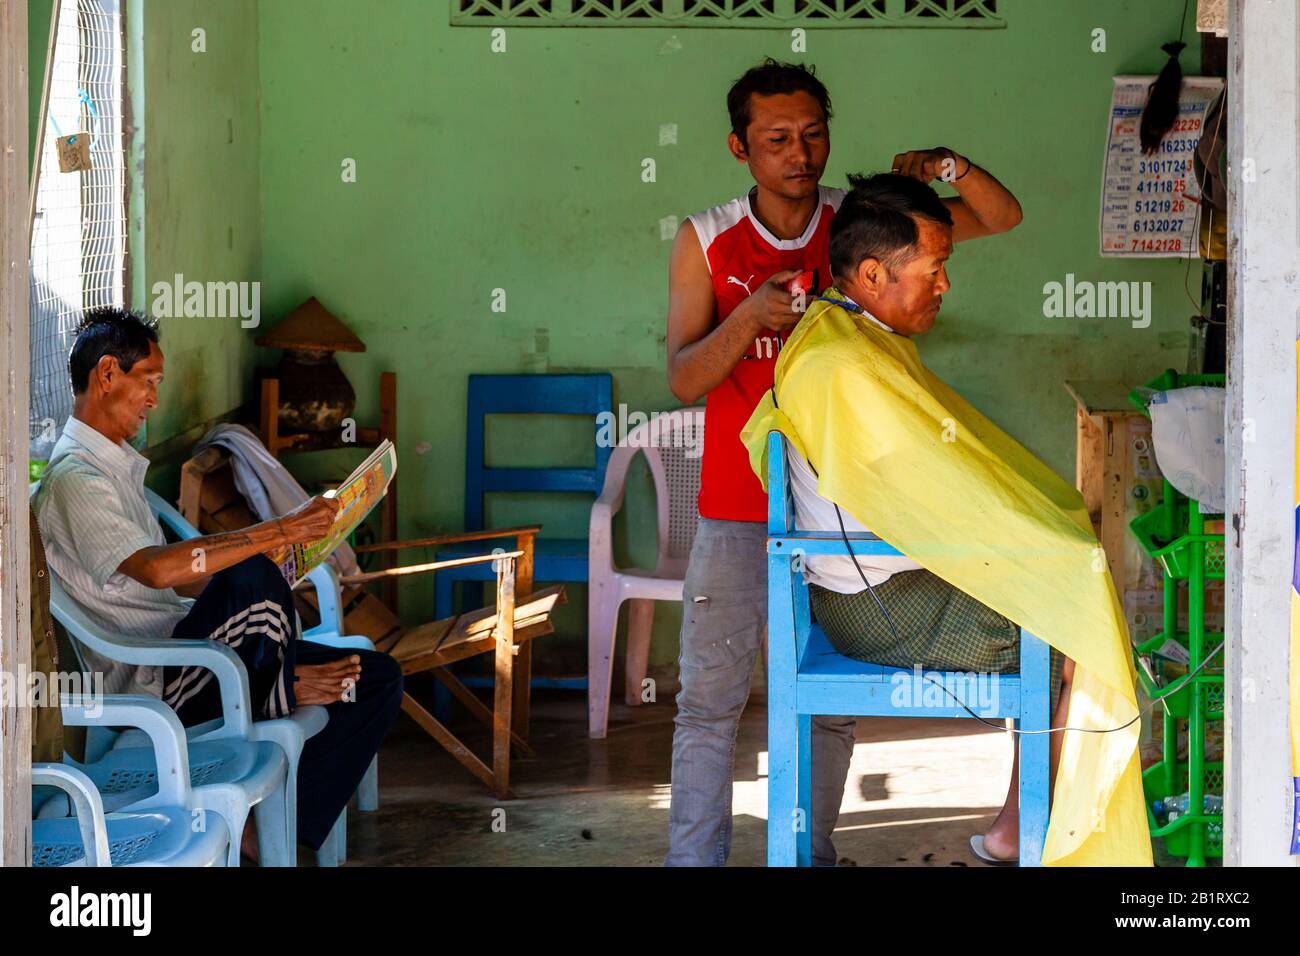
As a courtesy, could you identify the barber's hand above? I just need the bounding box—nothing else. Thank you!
[891,147,968,184]
[277,495,341,544]
[740,269,806,333]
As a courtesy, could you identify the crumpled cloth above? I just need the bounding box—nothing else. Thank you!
[193,423,361,580]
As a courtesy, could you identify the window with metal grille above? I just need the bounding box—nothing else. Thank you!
[29,0,127,463]
[451,0,1003,28]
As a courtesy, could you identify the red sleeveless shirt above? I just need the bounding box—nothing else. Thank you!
[686,184,846,522]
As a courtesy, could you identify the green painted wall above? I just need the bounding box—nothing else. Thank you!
[27,0,260,490]
[130,0,262,489]
[247,1,1200,676]
[28,0,55,174]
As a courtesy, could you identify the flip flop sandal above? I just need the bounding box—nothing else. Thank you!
[969,835,1017,866]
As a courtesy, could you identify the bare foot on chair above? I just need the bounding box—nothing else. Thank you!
[294,656,362,704]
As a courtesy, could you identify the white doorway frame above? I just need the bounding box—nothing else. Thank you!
[1,0,34,868]
[1224,0,1300,866]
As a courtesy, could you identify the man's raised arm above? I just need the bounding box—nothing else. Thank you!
[666,221,803,404]
[891,147,1023,242]
[117,496,340,592]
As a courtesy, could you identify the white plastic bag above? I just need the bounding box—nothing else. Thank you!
[1148,386,1225,513]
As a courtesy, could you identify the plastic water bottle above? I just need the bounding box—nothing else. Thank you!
[1155,792,1221,820]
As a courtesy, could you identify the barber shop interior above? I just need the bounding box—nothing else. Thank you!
[2,0,1299,897]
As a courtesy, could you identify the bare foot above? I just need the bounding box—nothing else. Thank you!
[297,656,361,683]
[294,656,361,705]
[980,824,1018,861]
[295,679,354,705]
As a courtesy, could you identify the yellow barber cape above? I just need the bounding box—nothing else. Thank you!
[742,291,1152,866]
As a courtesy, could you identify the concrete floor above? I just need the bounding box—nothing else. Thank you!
[338,681,1026,867]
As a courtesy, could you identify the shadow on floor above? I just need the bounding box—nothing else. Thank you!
[332,687,1035,867]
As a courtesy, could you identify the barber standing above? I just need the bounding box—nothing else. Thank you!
[663,58,1023,866]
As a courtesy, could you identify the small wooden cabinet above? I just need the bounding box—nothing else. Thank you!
[258,371,400,612]
[1067,380,1225,765]
[1067,381,1163,617]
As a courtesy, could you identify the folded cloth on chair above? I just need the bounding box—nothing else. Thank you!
[194,423,361,579]
[741,288,1151,866]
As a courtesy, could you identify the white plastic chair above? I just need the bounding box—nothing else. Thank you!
[48,578,292,867]
[33,695,231,867]
[144,486,370,864]
[587,406,704,738]
[34,480,338,866]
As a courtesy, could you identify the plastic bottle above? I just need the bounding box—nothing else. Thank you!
[1155,792,1221,820]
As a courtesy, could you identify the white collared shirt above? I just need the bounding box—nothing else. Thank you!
[34,417,192,696]
[786,292,923,593]
[834,290,896,334]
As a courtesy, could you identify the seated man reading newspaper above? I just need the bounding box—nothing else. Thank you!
[742,173,1150,866]
[34,308,403,863]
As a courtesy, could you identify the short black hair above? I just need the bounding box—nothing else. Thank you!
[829,173,954,281]
[727,58,832,147]
[68,307,161,394]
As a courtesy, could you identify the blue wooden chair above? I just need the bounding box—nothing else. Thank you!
[764,432,1051,867]
[434,373,613,700]
[33,695,231,867]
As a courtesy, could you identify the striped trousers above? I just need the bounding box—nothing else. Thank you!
[162,555,404,848]
[163,555,299,720]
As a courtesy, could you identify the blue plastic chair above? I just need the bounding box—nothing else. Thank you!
[296,560,381,863]
[46,580,292,866]
[764,432,1051,867]
[33,695,230,866]
[143,487,378,865]
[433,373,613,696]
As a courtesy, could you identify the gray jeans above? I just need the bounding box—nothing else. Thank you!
[666,517,856,866]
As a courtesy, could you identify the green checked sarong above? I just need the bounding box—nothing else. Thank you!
[809,569,1064,712]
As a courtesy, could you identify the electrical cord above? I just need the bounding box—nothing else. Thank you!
[1182,78,1226,324]
[831,501,1225,735]
[774,378,1218,738]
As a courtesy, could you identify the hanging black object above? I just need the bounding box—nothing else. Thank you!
[1140,41,1186,154]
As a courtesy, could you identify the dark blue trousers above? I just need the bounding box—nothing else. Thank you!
[162,556,404,850]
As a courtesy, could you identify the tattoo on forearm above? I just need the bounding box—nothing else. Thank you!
[196,533,257,556]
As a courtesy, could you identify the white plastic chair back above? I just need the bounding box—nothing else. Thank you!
[586,406,705,738]
[604,406,704,575]
[656,409,705,564]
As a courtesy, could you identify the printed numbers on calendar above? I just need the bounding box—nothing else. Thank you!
[1131,218,1185,234]
[1137,159,1187,176]
[1129,237,1183,253]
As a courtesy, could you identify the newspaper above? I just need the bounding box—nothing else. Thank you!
[267,439,396,587]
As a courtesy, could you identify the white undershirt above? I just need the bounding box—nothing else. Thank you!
[785,292,922,593]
